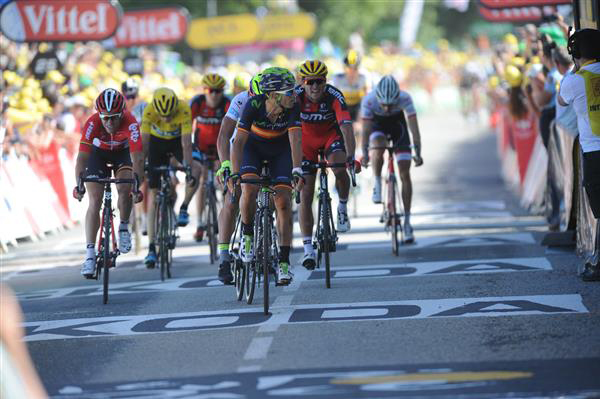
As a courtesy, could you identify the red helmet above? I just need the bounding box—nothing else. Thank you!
[95,88,125,115]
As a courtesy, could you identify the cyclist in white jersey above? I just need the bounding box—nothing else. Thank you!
[361,75,423,243]
[214,74,262,284]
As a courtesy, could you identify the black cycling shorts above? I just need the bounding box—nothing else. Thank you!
[241,134,292,187]
[85,147,132,178]
[370,121,411,153]
[148,135,184,189]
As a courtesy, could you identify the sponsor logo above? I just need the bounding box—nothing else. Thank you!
[0,0,121,42]
[85,122,94,140]
[196,116,221,124]
[301,112,333,121]
[129,123,139,142]
[327,87,346,105]
[113,7,189,48]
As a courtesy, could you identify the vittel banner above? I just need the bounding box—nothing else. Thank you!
[0,0,121,42]
[112,7,189,48]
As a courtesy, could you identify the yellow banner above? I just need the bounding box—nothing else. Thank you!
[186,14,260,49]
[260,13,316,42]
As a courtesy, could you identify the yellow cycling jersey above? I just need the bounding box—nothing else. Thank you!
[141,101,192,140]
[577,67,600,137]
[332,72,367,106]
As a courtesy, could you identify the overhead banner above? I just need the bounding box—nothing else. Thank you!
[259,13,316,42]
[0,0,121,42]
[112,7,189,48]
[186,14,260,49]
[479,0,570,8]
[479,5,557,22]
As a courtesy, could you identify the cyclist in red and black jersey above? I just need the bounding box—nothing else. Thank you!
[189,73,231,241]
[73,88,144,277]
[296,60,359,269]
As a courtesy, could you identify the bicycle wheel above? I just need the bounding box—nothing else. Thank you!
[208,188,218,264]
[235,258,245,301]
[321,195,332,289]
[166,207,175,279]
[389,177,399,256]
[262,209,271,315]
[102,206,111,304]
[157,200,168,281]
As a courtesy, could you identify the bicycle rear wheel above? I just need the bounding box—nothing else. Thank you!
[102,206,111,304]
[158,200,168,281]
[245,261,256,304]
[389,177,399,256]
[235,258,245,301]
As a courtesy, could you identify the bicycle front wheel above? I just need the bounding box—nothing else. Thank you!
[245,261,256,304]
[321,196,332,289]
[262,210,271,315]
[157,200,168,281]
[208,189,218,264]
[389,178,399,256]
[102,206,111,304]
[235,258,245,301]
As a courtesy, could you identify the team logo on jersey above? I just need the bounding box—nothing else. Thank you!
[251,99,260,109]
[129,123,140,142]
[85,122,94,140]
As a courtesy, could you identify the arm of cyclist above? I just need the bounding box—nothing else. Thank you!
[360,118,374,167]
[228,128,248,191]
[289,126,304,192]
[73,150,89,200]
[407,114,423,167]
[216,116,237,184]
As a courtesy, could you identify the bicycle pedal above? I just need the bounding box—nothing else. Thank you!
[83,273,95,280]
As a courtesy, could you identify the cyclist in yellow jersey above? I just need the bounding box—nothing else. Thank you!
[332,50,369,124]
[558,28,600,281]
[141,87,199,268]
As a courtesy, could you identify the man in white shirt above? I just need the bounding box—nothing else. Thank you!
[558,28,600,281]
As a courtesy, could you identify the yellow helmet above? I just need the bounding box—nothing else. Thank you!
[201,73,226,89]
[344,50,361,67]
[298,60,328,78]
[504,65,522,88]
[152,87,179,117]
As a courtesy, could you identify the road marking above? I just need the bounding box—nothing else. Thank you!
[244,337,274,360]
[22,294,587,342]
[331,371,533,385]
[237,365,262,373]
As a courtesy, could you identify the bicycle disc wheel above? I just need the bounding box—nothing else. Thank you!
[235,258,245,301]
[389,178,399,256]
[262,211,271,315]
[322,197,332,289]
[102,207,111,304]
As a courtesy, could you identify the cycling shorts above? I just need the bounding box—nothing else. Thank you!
[192,144,218,165]
[85,147,132,178]
[148,135,184,189]
[302,129,346,165]
[241,134,292,187]
[369,122,411,161]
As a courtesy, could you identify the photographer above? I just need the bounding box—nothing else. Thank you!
[558,28,600,281]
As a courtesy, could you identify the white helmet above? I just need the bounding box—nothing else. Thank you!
[375,75,401,105]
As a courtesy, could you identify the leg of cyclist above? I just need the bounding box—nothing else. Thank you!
[239,178,259,262]
[369,132,386,204]
[177,160,201,227]
[115,165,134,254]
[82,182,103,276]
[299,172,316,269]
[328,149,351,232]
[397,154,414,243]
[217,185,240,284]
[274,185,293,284]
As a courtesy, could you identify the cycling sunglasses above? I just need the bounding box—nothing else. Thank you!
[305,79,326,86]
[99,113,122,121]
[276,89,295,97]
[207,88,223,94]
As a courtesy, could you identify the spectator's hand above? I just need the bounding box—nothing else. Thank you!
[413,155,424,167]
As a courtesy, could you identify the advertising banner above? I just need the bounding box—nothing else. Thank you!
[186,14,260,49]
[479,5,557,22]
[479,0,570,8]
[0,0,121,42]
[112,7,189,48]
[259,13,316,42]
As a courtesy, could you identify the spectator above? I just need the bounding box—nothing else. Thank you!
[558,28,600,281]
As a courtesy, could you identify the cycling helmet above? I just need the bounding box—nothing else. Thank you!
[344,50,361,67]
[95,88,125,115]
[121,78,139,98]
[201,73,226,89]
[233,72,251,90]
[259,67,296,93]
[375,75,401,105]
[298,60,328,78]
[152,87,178,117]
[249,73,263,96]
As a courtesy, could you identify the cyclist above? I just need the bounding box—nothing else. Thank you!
[228,67,304,285]
[73,88,144,277]
[121,78,147,124]
[232,72,250,96]
[189,73,231,241]
[332,50,368,125]
[296,60,358,269]
[141,87,198,268]
[360,75,423,243]
[215,74,262,284]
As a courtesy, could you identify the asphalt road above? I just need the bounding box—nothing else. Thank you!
[2,109,600,399]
